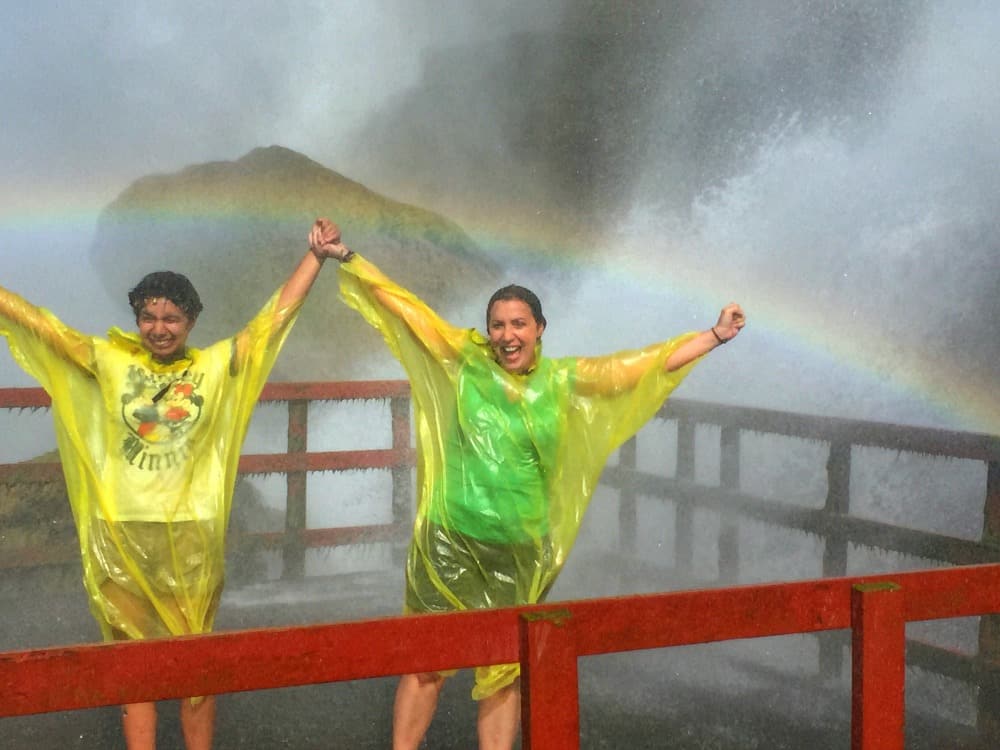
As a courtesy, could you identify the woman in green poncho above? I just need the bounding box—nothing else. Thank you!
[318,218,745,750]
[0,220,351,750]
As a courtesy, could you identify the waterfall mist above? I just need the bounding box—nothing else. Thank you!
[0,3,997,746]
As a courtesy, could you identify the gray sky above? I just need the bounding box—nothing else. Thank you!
[0,0,565,211]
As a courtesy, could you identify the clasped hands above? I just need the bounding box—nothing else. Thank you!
[308,218,353,262]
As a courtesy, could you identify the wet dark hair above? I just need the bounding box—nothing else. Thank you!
[486,284,546,328]
[128,271,203,321]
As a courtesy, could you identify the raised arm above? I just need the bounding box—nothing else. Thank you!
[574,302,746,396]
[664,302,745,372]
[0,284,93,372]
[275,219,353,311]
[312,218,460,362]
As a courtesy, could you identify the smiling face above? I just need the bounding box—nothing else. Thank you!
[488,298,545,374]
[137,297,195,363]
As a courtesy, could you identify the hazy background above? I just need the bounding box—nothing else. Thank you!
[1,5,997,743]
[2,0,996,439]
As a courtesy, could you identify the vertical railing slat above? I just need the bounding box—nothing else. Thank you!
[718,425,740,582]
[282,399,308,580]
[617,437,638,552]
[520,610,579,750]
[390,394,412,566]
[675,419,696,575]
[851,582,905,750]
[820,439,852,676]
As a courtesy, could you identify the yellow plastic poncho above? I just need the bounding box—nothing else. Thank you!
[339,255,700,698]
[0,284,302,641]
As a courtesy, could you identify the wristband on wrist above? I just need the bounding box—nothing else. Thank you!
[310,246,354,262]
[711,327,728,345]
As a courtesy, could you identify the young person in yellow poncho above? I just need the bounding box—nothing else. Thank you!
[0,220,351,750]
[312,218,747,750]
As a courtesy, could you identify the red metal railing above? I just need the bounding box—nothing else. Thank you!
[2,564,1000,749]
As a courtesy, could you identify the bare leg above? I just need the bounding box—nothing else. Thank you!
[392,672,446,750]
[121,702,157,750]
[180,695,216,750]
[100,580,166,640]
[477,681,521,750]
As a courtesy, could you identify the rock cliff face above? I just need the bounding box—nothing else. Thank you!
[89,145,501,381]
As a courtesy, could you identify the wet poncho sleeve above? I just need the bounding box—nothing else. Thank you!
[338,255,701,698]
[0,284,303,640]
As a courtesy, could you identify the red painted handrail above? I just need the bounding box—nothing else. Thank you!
[3,564,1000,749]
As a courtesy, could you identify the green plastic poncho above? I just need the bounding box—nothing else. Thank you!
[339,255,700,698]
[0,284,302,642]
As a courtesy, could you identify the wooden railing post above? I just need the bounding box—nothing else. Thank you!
[981,459,1000,542]
[823,439,852,573]
[282,399,308,580]
[675,418,696,575]
[390,394,412,566]
[520,609,579,750]
[718,425,740,582]
[820,439,852,676]
[851,582,905,750]
[976,459,1000,742]
[618,437,638,552]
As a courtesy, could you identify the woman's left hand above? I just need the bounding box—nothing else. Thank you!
[714,303,746,342]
